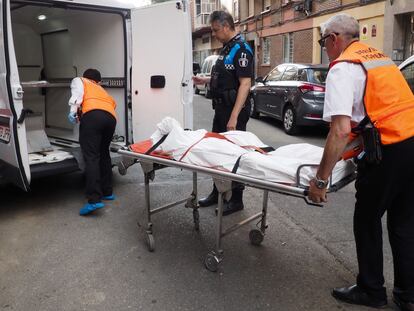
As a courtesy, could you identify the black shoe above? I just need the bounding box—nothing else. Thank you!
[393,295,414,311]
[216,200,244,216]
[332,285,387,308]
[198,191,218,207]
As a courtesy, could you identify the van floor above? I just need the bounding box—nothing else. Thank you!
[29,146,78,166]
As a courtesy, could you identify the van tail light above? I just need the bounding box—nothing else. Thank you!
[299,83,325,93]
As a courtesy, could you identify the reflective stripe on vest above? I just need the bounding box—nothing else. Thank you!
[330,41,414,145]
[81,78,117,119]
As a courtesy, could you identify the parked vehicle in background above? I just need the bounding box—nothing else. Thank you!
[398,55,414,93]
[250,63,329,135]
[193,62,201,76]
[194,55,219,98]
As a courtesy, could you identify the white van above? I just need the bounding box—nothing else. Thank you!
[194,54,218,98]
[0,0,193,190]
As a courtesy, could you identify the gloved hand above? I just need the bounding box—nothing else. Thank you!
[68,112,77,124]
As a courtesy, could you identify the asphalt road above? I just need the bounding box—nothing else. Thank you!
[0,94,397,311]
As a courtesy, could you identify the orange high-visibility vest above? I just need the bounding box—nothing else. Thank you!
[331,41,414,145]
[81,78,117,119]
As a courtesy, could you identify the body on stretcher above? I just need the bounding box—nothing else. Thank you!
[118,117,357,272]
[127,117,356,189]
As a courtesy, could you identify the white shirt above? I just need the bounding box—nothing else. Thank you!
[323,62,366,123]
[68,77,84,113]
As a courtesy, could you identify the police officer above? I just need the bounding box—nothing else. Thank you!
[68,69,117,216]
[193,10,254,216]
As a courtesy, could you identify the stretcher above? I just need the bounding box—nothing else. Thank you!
[118,147,356,272]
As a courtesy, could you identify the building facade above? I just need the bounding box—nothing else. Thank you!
[384,0,414,64]
[233,0,384,77]
[191,0,228,65]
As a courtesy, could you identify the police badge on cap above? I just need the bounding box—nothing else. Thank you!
[238,52,249,67]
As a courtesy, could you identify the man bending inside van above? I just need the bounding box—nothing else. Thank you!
[68,69,117,216]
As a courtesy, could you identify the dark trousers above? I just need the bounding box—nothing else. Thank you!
[212,101,250,133]
[79,110,116,204]
[211,101,250,199]
[354,137,414,302]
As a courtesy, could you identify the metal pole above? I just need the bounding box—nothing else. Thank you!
[261,190,269,233]
[144,172,152,233]
[193,172,198,203]
[216,192,224,254]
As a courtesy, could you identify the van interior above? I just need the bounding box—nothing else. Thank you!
[10,1,128,177]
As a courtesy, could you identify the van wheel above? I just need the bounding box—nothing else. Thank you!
[283,105,299,135]
[195,87,200,95]
[205,85,212,99]
[250,96,260,118]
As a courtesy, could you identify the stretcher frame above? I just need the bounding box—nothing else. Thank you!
[118,148,356,272]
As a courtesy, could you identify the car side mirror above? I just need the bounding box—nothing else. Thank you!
[255,77,264,83]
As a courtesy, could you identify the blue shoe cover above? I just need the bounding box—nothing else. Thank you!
[102,194,115,201]
[79,202,105,216]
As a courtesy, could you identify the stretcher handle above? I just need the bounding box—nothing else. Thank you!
[279,189,323,207]
[302,189,323,207]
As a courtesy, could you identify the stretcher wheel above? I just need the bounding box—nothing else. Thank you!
[146,233,155,252]
[204,253,220,272]
[249,229,264,246]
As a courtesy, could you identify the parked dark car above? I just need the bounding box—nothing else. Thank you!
[250,63,329,135]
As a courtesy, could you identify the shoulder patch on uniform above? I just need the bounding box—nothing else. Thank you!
[244,42,253,55]
[238,52,249,68]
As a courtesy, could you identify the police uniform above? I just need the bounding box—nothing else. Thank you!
[209,34,253,209]
[210,33,254,133]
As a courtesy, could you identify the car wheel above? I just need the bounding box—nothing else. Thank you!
[283,105,299,135]
[249,96,260,118]
[205,84,212,99]
[195,87,200,95]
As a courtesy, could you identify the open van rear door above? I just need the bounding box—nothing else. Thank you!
[130,0,193,142]
[0,0,30,190]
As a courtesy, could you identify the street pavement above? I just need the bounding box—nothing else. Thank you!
[0,94,397,311]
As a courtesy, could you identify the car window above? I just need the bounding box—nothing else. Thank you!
[401,63,414,93]
[297,69,308,82]
[207,60,214,74]
[266,65,286,82]
[201,60,208,74]
[306,68,328,84]
[193,63,200,75]
[281,66,298,81]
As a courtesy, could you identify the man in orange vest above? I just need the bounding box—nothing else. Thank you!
[68,69,117,216]
[308,14,414,311]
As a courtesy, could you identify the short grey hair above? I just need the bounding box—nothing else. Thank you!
[209,10,235,30]
[320,13,359,38]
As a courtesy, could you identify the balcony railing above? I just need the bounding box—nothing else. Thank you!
[194,2,216,29]
[195,13,210,29]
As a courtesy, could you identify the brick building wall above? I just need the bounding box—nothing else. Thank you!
[256,28,313,77]
[313,0,342,13]
[293,29,313,63]
[256,35,283,77]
